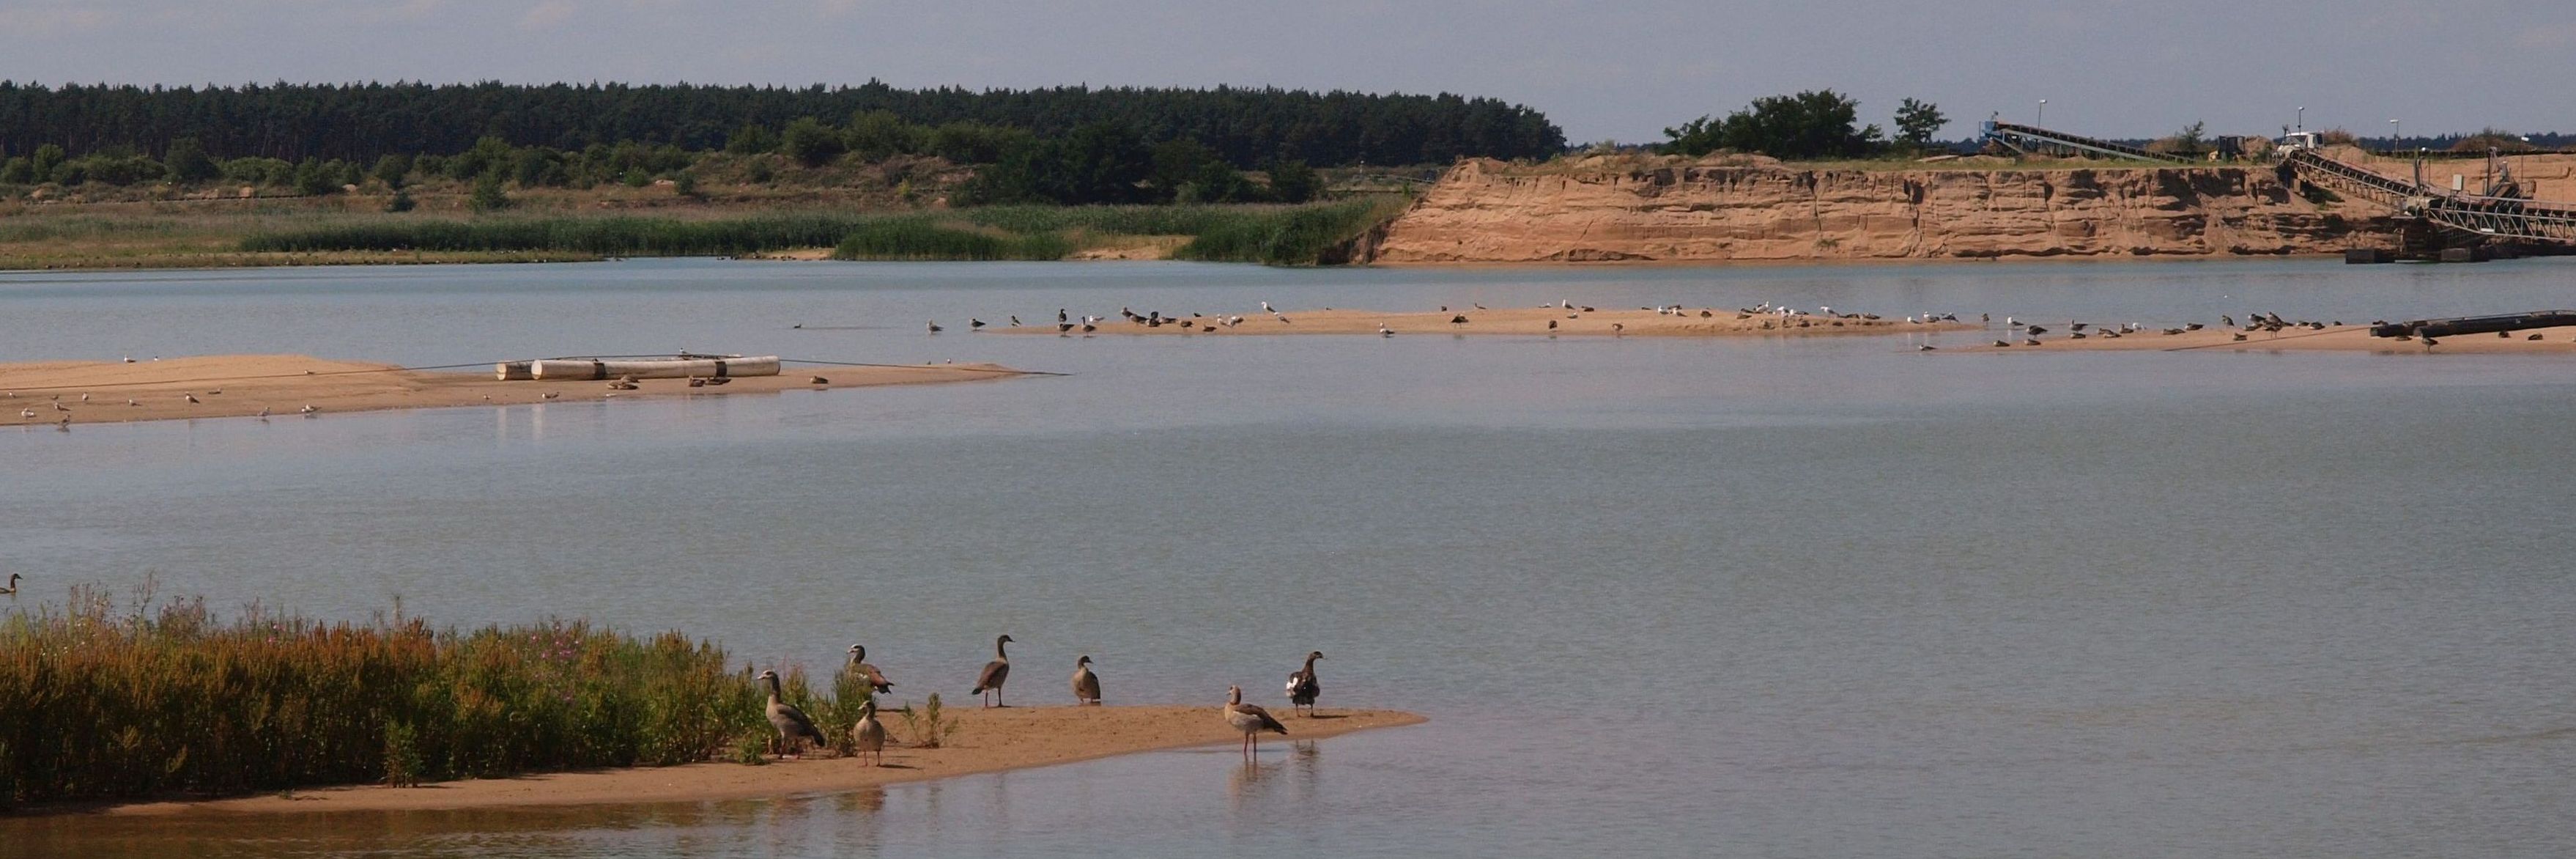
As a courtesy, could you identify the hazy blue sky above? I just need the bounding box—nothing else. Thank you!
[3,0,2569,144]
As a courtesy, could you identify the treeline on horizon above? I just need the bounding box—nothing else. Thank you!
[0,81,1565,170]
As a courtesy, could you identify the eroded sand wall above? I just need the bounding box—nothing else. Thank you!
[1372,156,2391,263]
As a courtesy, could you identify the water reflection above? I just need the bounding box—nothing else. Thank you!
[8,259,2576,858]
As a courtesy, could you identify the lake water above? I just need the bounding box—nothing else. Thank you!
[4,257,2575,858]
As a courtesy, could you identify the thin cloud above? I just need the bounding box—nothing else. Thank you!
[519,0,576,29]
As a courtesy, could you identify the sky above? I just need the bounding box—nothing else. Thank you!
[3,0,2570,144]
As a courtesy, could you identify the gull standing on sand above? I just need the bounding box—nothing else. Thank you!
[847,644,895,694]
[1226,685,1289,759]
[1286,651,1323,715]
[972,634,1015,707]
[851,699,888,766]
[1261,301,1275,313]
[758,669,829,759]
[1071,655,1102,705]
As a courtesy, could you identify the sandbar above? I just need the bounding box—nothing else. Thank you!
[76,705,1422,816]
[1960,325,2576,354]
[0,354,1024,426]
[988,306,1970,337]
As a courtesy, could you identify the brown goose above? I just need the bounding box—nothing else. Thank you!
[971,634,1014,707]
[1071,655,1102,706]
[846,644,895,694]
[1224,685,1289,758]
[1284,651,1322,716]
[758,669,828,759]
[0,572,18,595]
[851,698,888,766]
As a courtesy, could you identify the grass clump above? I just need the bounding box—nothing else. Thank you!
[0,585,851,807]
[1171,199,1404,265]
[829,217,1072,261]
[897,693,960,750]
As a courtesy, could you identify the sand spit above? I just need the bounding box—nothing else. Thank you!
[79,706,1421,816]
[1959,325,2576,354]
[0,355,1024,426]
[989,306,1973,338]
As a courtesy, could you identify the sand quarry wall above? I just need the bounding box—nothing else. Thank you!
[1370,155,2394,263]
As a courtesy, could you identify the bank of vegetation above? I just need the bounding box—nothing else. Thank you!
[232,199,1402,266]
[0,587,878,808]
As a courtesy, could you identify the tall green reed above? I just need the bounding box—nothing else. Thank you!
[0,586,843,807]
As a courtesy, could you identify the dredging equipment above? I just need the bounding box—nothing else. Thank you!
[2369,311,2576,339]
[495,353,782,381]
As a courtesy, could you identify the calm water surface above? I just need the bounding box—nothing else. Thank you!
[4,257,2575,858]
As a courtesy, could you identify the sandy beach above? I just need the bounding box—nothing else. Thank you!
[80,705,1421,816]
[1960,324,2576,354]
[0,355,1024,426]
[989,306,1970,337]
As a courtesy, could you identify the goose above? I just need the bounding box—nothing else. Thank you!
[1,573,19,594]
[1071,655,1102,705]
[758,669,828,759]
[846,644,895,694]
[1286,651,1322,715]
[927,321,943,333]
[971,634,1014,707]
[1225,685,1289,758]
[1547,320,1558,331]
[1451,314,1469,326]
[851,699,888,766]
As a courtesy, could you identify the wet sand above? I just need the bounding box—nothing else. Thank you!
[84,706,1421,816]
[0,355,1024,426]
[1960,325,2576,354]
[988,306,1972,337]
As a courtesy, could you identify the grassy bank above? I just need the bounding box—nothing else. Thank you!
[0,586,873,808]
[223,199,1402,266]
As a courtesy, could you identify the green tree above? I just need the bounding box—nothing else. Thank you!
[385,188,416,213]
[845,111,921,161]
[469,172,511,212]
[1265,160,1320,203]
[1661,89,1883,160]
[448,136,514,180]
[725,124,780,155]
[0,157,31,184]
[32,143,65,177]
[165,137,219,183]
[1894,98,1947,152]
[373,153,414,188]
[960,122,1152,205]
[780,117,846,167]
[292,158,338,195]
[926,122,1026,163]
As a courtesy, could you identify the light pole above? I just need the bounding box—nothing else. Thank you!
[2388,119,2400,152]
[2037,99,2047,127]
[2295,106,2304,131]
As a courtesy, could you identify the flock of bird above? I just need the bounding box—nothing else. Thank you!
[1975,311,2391,349]
[10,388,319,430]
[755,635,1329,764]
[905,298,1969,339]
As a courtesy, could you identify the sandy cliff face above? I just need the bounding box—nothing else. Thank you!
[1372,155,2385,263]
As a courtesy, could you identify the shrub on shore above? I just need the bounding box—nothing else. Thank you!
[0,586,836,808]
